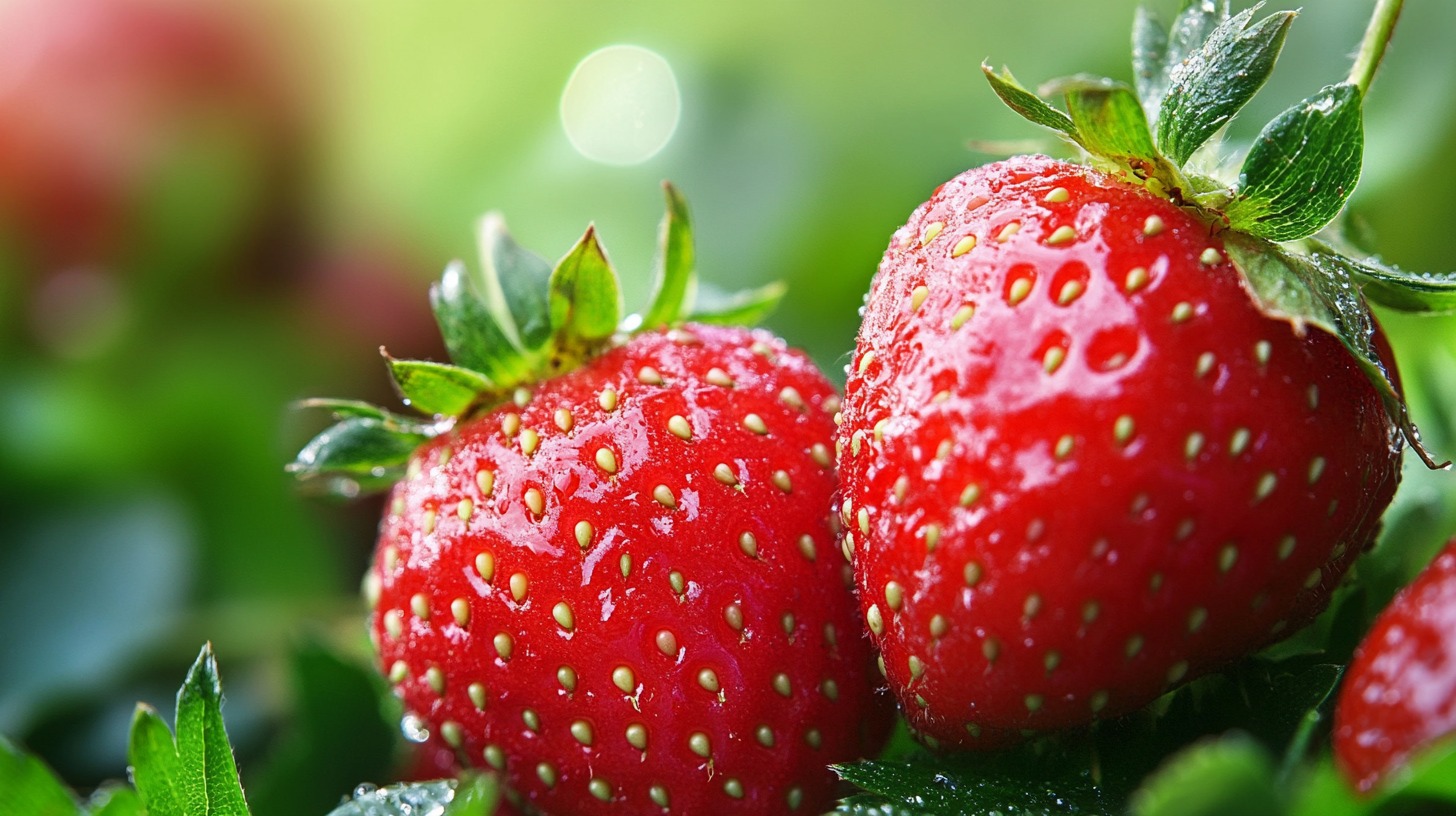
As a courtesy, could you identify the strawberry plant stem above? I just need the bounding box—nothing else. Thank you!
[1348,0,1404,96]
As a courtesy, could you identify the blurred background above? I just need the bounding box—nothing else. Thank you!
[1,0,1453,812]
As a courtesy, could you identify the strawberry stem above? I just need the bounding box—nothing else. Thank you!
[1348,0,1404,97]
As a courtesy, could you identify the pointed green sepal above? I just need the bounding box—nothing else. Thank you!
[1155,5,1295,166]
[289,416,430,482]
[430,261,537,386]
[1224,232,1446,469]
[128,644,251,816]
[687,280,787,326]
[1132,6,1170,113]
[385,353,497,416]
[549,226,623,346]
[982,64,1079,142]
[293,398,432,432]
[1225,83,1363,242]
[1318,245,1456,315]
[1050,77,1159,167]
[640,182,697,330]
[1144,0,1231,119]
[475,213,553,350]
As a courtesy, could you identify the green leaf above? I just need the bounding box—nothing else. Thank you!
[1129,734,1282,816]
[174,644,250,816]
[640,182,698,329]
[1132,6,1170,112]
[324,780,491,816]
[0,736,83,816]
[1155,6,1295,166]
[128,706,185,816]
[289,416,430,479]
[1155,1,1230,110]
[1225,83,1363,242]
[474,213,553,350]
[430,260,537,386]
[294,399,433,433]
[1053,77,1160,169]
[1223,232,1446,469]
[687,280,787,326]
[386,356,496,416]
[982,64,1079,142]
[1316,247,1456,314]
[127,645,250,816]
[834,757,1111,815]
[549,226,622,345]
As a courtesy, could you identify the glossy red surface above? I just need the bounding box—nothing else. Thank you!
[839,156,1401,746]
[372,324,889,815]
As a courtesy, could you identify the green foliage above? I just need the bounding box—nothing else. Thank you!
[1154,6,1294,166]
[385,358,496,416]
[0,735,83,816]
[1129,735,1283,816]
[128,644,250,816]
[1225,83,1364,241]
[547,226,623,347]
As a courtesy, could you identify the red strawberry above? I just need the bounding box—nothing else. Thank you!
[295,188,889,814]
[1334,538,1456,794]
[837,2,1450,749]
[838,155,1401,747]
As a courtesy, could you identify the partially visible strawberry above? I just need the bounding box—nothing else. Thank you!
[1334,538,1456,794]
[295,187,889,814]
[837,2,1449,748]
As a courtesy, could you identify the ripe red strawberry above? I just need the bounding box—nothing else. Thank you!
[836,2,1448,748]
[1334,538,1456,794]
[839,155,1400,747]
[295,187,889,814]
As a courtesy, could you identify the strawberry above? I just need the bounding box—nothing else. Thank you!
[836,2,1447,748]
[1334,537,1456,794]
[294,187,890,814]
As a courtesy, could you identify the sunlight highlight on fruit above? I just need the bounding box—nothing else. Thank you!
[559,45,680,166]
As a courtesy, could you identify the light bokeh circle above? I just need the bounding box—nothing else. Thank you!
[560,44,681,166]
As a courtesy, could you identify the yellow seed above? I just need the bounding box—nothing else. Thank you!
[553,602,575,630]
[554,408,573,432]
[571,720,594,745]
[739,531,759,558]
[475,551,495,582]
[599,388,618,411]
[949,304,975,330]
[668,415,692,440]
[1143,215,1165,236]
[1044,186,1070,203]
[638,366,664,385]
[525,488,545,517]
[626,723,649,750]
[589,779,611,802]
[743,413,768,435]
[451,598,470,628]
[1125,266,1149,293]
[655,629,679,656]
[714,463,738,486]
[476,469,495,496]
[689,732,711,757]
[557,666,577,692]
[587,445,616,474]
[468,682,487,710]
[612,666,636,693]
[921,221,945,245]
[494,633,513,660]
[457,498,473,521]
[706,367,734,387]
[519,428,539,456]
[575,520,593,550]
[910,285,930,311]
[1045,225,1077,246]
[1007,277,1033,305]
[653,484,677,508]
[996,221,1021,242]
[509,572,529,602]
[951,235,978,257]
[698,668,721,693]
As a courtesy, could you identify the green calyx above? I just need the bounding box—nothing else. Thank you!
[985,0,1453,469]
[290,183,786,497]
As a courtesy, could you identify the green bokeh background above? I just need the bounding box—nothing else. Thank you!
[1,0,1453,811]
